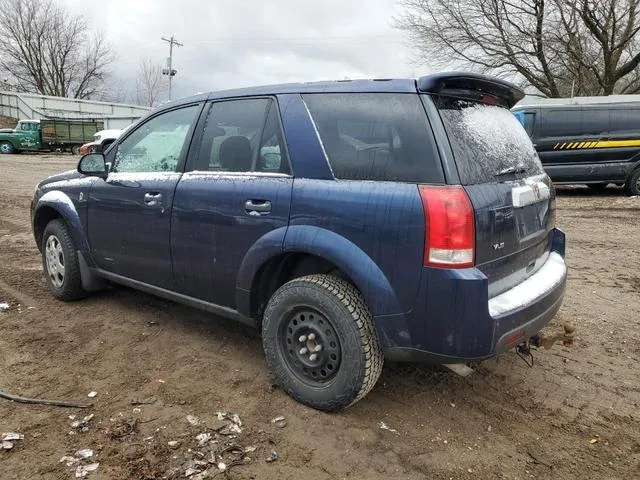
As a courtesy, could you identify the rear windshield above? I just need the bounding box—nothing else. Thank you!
[435,97,543,185]
[302,93,444,183]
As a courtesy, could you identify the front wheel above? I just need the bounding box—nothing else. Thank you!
[625,168,640,196]
[42,220,87,301]
[262,274,384,411]
[0,141,15,154]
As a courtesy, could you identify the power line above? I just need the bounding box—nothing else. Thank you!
[161,35,183,101]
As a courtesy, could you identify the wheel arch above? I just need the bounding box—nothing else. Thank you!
[237,225,402,325]
[33,191,88,252]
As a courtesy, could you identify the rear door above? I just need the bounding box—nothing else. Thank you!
[432,95,555,297]
[171,98,292,307]
[87,104,202,288]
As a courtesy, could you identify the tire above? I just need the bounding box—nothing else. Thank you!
[71,145,81,155]
[0,141,15,154]
[587,183,608,191]
[41,219,87,301]
[625,168,640,196]
[262,274,384,411]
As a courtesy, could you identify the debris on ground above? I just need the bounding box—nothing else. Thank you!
[60,447,99,477]
[70,414,95,433]
[0,389,92,408]
[196,433,211,446]
[75,463,99,478]
[106,418,138,440]
[0,302,9,311]
[131,396,158,406]
[270,416,287,428]
[87,391,97,398]
[266,450,278,463]
[214,412,243,435]
[1,432,24,450]
[186,415,200,426]
[379,421,399,434]
[75,448,94,459]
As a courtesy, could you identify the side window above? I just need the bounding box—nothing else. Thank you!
[523,112,535,137]
[541,109,585,137]
[194,98,290,174]
[257,102,290,173]
[113,105,200,173]
[609,108,640,132]
[302,93,444,183]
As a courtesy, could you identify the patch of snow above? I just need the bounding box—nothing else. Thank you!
[440,102,544,182]
[489,252,566,317]
[39,190,77,212]
[0,302,9,311]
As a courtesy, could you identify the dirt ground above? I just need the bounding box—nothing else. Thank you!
[1,153,638,480]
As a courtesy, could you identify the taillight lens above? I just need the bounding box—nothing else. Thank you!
[418,185,475,268]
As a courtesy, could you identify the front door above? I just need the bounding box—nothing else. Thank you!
[87,104,202,288]
[172,98,292,307]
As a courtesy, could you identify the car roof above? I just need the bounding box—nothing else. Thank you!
[156,72,524,111]
[157,79,418,111]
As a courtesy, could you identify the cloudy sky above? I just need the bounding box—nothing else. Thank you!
[61,0,426,102]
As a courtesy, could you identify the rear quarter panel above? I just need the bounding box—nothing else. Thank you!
[285,179,425,317]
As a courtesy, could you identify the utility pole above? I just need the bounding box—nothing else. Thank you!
[161,35,183,100]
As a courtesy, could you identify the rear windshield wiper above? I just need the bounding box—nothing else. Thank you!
[495,165,527,177]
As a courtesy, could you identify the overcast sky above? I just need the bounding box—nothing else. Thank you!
[61,0,425,103]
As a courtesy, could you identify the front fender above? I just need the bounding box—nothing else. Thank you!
[282,225,401,316]
[33,190,88,251]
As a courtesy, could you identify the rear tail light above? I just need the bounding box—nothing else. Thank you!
[418,185,475,268]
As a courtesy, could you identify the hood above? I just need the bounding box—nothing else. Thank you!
[37,169,85,188]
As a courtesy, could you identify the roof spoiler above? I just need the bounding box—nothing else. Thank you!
[417,72,525,108]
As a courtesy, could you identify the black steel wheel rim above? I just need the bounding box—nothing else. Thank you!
[278,308,342,385]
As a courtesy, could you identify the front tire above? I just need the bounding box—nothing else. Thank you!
[42,220,87,301]
[0,141,15,154]
[625,168,640,196]
[262,274,383,411]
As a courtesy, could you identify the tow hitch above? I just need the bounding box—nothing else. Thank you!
[517,323,576,367]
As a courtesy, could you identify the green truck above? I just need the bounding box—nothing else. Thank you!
[0,118,104,155]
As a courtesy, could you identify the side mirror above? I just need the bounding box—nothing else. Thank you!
[78,153,108,177]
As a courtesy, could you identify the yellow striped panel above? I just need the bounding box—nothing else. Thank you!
[593,139,640,148]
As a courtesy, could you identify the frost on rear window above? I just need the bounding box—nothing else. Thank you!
[436,98,543,185]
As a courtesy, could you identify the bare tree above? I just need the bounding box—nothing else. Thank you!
[0,0,113,99]
[136,58,167,107]
[396,0,640,97]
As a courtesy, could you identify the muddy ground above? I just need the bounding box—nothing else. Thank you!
[0,154,638,480]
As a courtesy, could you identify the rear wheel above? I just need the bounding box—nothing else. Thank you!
[262,274,383,411]
[42,220,87,301]
[0,141,15,154]
[587,183,608,191]
[625,168,640,196]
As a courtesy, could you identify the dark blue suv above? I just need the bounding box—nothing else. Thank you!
[31,73,567,411]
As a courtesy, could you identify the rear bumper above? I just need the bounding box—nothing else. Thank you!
[377,228,567,363]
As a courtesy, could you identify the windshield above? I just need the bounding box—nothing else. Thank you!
[435,96,543,184]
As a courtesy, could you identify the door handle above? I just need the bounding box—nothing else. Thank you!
[144,192,162,205]
[245,199,271,214]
